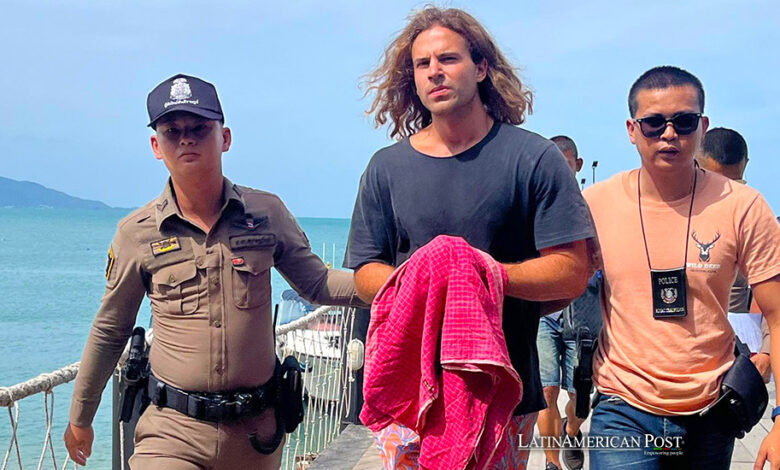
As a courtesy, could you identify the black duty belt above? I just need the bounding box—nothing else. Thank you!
[148,374,276,422]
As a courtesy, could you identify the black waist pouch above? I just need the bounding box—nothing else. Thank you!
[701,340,768,438]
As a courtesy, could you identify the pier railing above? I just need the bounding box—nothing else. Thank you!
[1,305,368,470]
[0,363,80,470]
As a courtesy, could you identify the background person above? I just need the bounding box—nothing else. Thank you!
[535,135,586,470]
[696,127,771,381]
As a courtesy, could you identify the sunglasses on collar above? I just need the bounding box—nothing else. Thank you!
[634,112,702,138]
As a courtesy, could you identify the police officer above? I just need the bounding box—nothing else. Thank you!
[64,74,361,469]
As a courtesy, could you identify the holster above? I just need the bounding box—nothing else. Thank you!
[278,355,305,432]
[699,339,768,438]
[119,326,150,423]
[249,355,305,455]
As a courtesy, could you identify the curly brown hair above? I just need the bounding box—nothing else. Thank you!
[363,5,533,140]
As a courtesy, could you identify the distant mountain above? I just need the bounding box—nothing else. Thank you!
[0,176,111,209]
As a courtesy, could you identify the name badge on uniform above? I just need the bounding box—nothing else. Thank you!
[230,234,276,250]
[151,237,181,256]
[651,267,688,318]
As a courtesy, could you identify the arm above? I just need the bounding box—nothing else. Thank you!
[752,316,772,383]
[503,239,591,302]
[356,243,592,308]
[515,143,596,305]
[752,275,780,469]
[310,267,368,308]
[65,229,146,464]
[538,238,601,316]
[354,262,396,304]
[275,245,364,308]
[272,200,364,307]
[761,316,771,354]
[343,159,395,305]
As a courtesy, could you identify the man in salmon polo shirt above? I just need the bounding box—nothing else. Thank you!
[583,65,780,469]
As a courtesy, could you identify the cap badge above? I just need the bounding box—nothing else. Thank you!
[170,78,192,101]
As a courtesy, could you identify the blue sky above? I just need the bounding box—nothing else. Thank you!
[2,1,778,217]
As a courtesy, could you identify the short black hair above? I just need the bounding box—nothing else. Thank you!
[702,127,748,166]
[628,66,705,118]
[550,135,578,158]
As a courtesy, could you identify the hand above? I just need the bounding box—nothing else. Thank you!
[756,425,780,470]
[64,422,93,466]
[752,353,772,383]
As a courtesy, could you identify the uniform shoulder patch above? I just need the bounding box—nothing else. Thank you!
[105,246,115,280]
[150,237,181,256]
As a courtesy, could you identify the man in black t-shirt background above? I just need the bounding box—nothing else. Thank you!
[344,5,595,468]
[536,135,588,470]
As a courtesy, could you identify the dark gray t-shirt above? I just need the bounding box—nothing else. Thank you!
[345,122,595,414]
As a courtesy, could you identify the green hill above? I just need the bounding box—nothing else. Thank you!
[0,176,111,209]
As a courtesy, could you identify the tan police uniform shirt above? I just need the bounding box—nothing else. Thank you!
[69,178,360,427]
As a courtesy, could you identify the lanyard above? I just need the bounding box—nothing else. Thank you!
[637,168,698,270]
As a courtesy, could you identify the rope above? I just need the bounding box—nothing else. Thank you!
[2,403,22,470]
[0,364,79,407]
[36,392,57,470]
[274,305,339,336]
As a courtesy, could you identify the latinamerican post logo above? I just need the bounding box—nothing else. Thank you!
[520,433,683,456]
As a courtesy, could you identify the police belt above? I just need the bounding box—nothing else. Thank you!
[148,374,276,423]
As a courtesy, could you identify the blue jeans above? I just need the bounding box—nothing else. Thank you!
[536,314,577,392]
[589,394,736,469]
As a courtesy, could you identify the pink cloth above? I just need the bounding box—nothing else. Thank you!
[360,235,523,470]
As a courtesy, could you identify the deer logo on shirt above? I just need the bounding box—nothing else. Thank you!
[691,231,720,263]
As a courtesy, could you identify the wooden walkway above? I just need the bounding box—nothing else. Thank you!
[344,381,776,469]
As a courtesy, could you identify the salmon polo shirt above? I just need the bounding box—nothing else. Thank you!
[584,169,780,415]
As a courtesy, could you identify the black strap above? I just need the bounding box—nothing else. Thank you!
[249,358,286,455]
[249,409,286,455]
[638,168,699,270]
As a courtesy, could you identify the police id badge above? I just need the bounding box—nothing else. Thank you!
[651,267,688,318]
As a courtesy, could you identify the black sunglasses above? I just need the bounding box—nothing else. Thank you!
[634,112,702,138]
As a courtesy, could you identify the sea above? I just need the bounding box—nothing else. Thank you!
[0,208,351,469]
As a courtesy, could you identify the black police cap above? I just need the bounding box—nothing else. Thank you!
[147,74,224,128]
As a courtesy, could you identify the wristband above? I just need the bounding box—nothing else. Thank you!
[772,406,780,422]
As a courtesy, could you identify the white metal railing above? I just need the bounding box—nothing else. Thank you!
[278,306,359,470]
[1,306,362,470]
